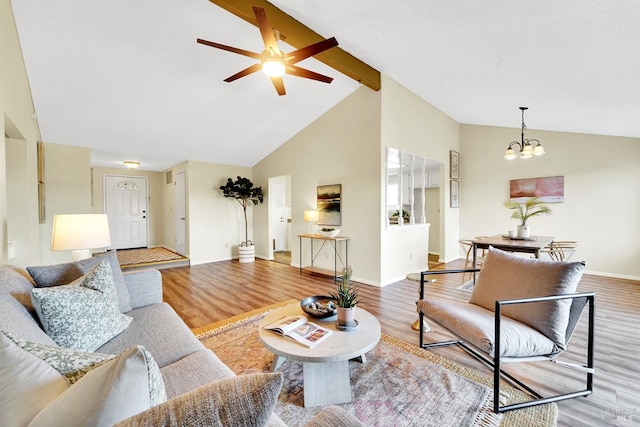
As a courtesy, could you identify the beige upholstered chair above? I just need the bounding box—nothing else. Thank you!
[416,247,595,413]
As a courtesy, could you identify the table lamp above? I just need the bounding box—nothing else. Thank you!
[303,210,319,234]
[51,214,112,261]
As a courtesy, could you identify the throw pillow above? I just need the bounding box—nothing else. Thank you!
[114,372,283,427]
[0,332,68,427]
[27,250,132,313]
[1,331,166,427]
[469,246,585,349]
[30,260,132,352]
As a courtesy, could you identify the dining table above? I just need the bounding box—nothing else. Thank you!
[471,234,555,282]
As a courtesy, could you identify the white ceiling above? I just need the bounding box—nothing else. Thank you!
[11,1,640,172]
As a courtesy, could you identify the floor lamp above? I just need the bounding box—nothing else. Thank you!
[51,214,112,261]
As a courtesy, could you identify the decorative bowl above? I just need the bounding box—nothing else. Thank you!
[319,228,340,238]
[300,296,337,319]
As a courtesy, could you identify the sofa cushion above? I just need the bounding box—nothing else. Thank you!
[97,302,204,368]
[468,247,585,349]
[114,372,283,427]
[417,299,558,357]
[0,298,57,345]
[29,345,167,427]
[160,349,235,399]
[31,260,132,352]
[27,250,132,313]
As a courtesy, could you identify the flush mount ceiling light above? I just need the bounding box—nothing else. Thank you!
[197,6,338,96]
[123,161,140,169]
[504,107,546,160]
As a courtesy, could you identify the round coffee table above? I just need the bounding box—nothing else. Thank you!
[258,302,381,407]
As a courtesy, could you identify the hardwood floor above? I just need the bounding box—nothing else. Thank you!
[160,258,640,427]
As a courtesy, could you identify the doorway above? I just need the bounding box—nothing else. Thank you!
[268,176,291,265]
[174,171,187,256]
[104,175,149,249]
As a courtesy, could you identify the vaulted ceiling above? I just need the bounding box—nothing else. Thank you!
[11,1,640,171]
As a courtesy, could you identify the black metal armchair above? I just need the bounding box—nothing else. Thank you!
[416,247,595,413]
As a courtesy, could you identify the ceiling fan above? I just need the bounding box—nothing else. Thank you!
[197,6,338,96]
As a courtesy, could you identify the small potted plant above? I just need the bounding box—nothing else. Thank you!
[219,176,264,263]
[329,266,361,328]
[504,197,551,238]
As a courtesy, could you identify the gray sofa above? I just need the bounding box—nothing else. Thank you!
[0,252,363,427]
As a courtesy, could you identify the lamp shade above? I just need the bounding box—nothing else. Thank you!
[304,210,319,222]
[51,214,112,260]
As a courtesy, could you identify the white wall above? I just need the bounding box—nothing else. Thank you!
[460,124,640,279]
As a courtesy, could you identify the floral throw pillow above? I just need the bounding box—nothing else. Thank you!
[30,260,132,352]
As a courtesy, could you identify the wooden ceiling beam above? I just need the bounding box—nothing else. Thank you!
[207,0,381,91]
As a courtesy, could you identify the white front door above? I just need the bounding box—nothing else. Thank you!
[270,180,286,252]
[174,171,187,256]
[104,175,148,249]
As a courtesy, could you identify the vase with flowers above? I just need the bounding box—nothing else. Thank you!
[329,266,361,329]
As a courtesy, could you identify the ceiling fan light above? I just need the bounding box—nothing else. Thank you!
[262,59,285,77]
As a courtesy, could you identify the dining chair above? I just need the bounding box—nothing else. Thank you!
[459,238,487,285]
[416,247,595,413]
[542,240,579,261]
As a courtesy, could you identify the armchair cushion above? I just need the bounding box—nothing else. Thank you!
[468,247,585,349]
[417,299,558,357]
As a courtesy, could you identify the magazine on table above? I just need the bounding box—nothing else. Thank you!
[263,315,333,348]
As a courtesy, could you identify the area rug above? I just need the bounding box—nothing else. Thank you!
[116,247,188,269]
[194,301,557,427]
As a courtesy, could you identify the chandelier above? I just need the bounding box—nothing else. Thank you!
[504,107,545,160]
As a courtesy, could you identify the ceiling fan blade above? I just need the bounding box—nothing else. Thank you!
[197,38,261,60]
[270,76,286,96]
[287,65,333,84]
[285,37,338,64]
[253,7,281,56]
[224,63,262,82]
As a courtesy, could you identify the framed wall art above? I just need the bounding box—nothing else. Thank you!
[317,184,341,226]
[450,150,459,180]
[450,180,459,208]
[510,176,564,203]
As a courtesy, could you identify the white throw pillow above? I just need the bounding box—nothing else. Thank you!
[0,332,68,427]
[30,260,132,351]
[29,345,166,427]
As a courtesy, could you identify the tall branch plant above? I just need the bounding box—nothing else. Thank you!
[219,176,264,246]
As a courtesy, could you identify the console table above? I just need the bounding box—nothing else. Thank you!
[298,234,350,281]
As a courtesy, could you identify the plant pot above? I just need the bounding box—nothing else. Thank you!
[517,224,530,239]
[238,244,255,263]
[337,306,357,327]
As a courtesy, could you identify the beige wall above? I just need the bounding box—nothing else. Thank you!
[253,86,383,285]
[380,75,460,283]
[460,124,640,279]
[92,167,166,248]
[1,0,41,265]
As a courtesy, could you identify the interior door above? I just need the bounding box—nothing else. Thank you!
[271,181,286,252]
[104,175,148,249]
[174,171,187,256]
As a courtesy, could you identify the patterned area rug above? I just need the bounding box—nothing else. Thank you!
[194,301,557,427]
[116,247,188,269]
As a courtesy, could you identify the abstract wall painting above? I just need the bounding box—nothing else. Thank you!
[317,184,341,226]
[510,176,564,203]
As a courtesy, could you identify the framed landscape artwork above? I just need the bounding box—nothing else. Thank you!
[317,184,341,226]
